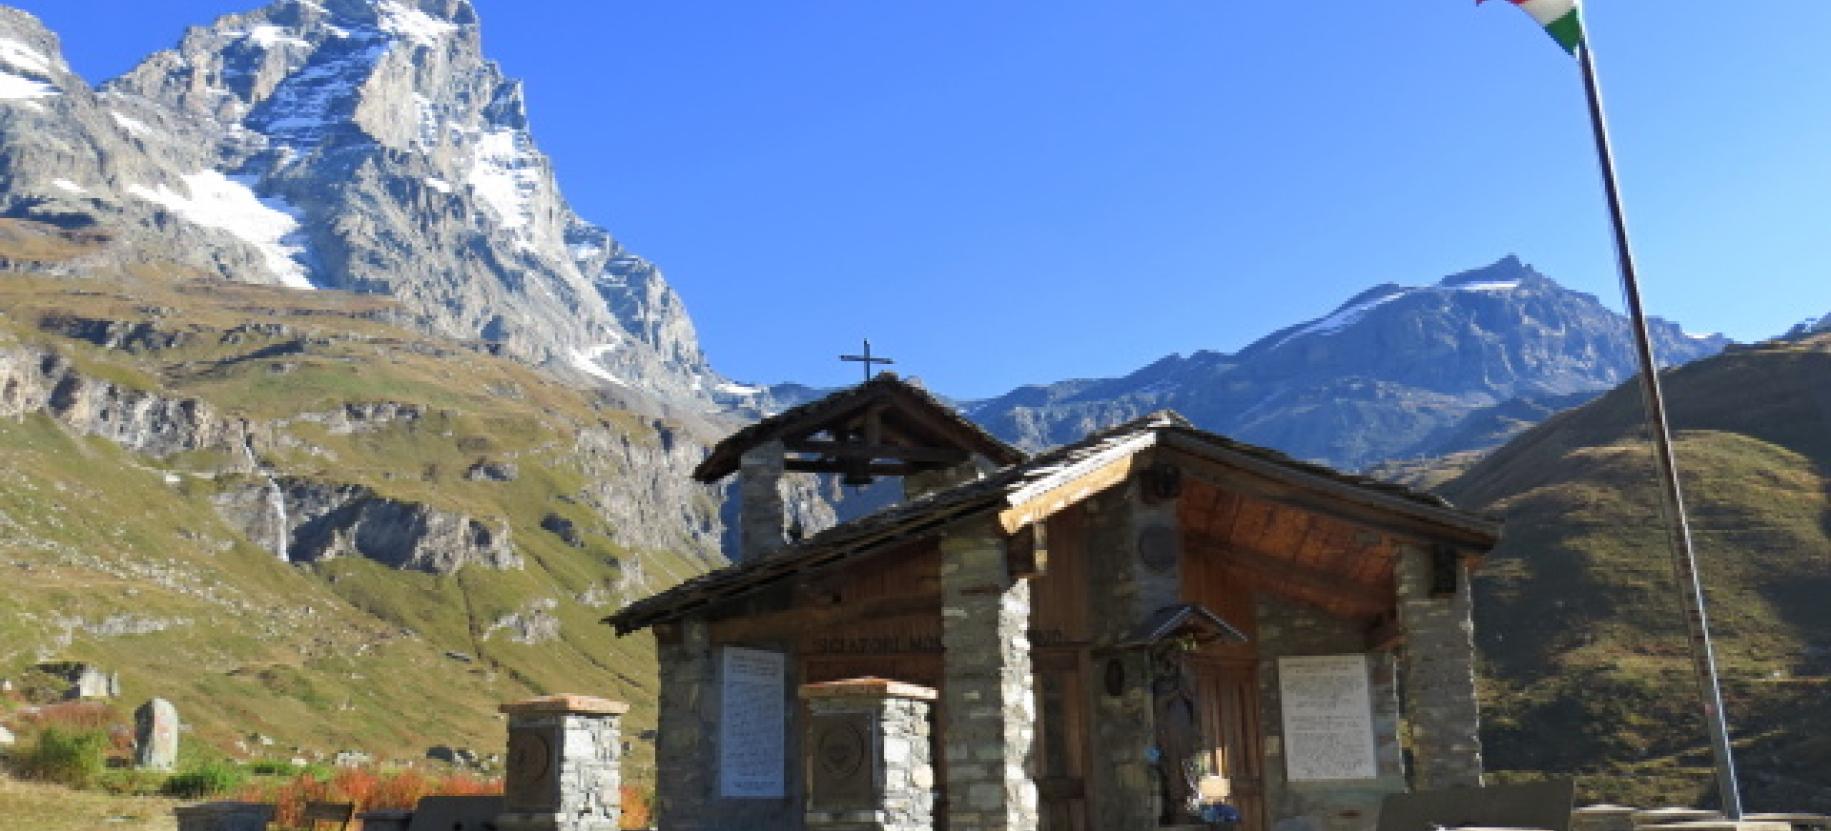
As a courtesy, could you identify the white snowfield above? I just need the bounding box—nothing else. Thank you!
[569,344,628,386]
[0,38,52,77]
[0,71,55,101]
[468,127,542,236]
[377,1,458,47]
[1271,279,1524,349]
[127,171,315,290]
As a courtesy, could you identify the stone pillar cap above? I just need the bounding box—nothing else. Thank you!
[499,694,629,715]
[798,677,937,701]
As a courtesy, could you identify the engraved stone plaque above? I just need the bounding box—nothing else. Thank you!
[504,730,555,811]
[1278,654,1377,781]
[808,713,876,810]
[719,646,787,798]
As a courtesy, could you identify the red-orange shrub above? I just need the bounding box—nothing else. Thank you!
[17,701,117,732]
[620,785,653,829]
[239,768,503,828]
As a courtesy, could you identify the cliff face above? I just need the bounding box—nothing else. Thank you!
[0,229,731,769]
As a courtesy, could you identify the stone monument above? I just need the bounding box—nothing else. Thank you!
[134,697,179,771]
[800,678,937,831]
[496,694,627,831]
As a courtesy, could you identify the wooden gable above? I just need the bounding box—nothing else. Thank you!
[691,373,1024,485]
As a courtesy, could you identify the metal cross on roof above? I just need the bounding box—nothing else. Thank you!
[839,339,895,384]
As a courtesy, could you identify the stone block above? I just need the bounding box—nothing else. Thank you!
[134,698,179,771]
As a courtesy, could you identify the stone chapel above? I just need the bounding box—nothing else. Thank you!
[607,374,1499,831]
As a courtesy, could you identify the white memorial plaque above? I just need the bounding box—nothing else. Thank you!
[1278,654,1378,781]
[719,646,786,798]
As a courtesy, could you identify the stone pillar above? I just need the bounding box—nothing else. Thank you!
[1394,544,1484,789]
[939,517,1039,831]
[496,694,627,831]
[740,440,788,558]
[1085,478,1184,829]
[655,620,718,830]
[134,697,180,771]
[800,678,937,831]
[904,456,987,501]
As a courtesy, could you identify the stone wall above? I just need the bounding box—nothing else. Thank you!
[1394,544,1484,789]
[939,517,1039,831]
[1255,598,1405,831]
[653,620,804,830]
[1083,481,1182,829]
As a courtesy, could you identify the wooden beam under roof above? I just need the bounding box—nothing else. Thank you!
[1184,537,1392,618]
[1161,437,1499,549]
[783,439,971,465]
[784,459,928,476]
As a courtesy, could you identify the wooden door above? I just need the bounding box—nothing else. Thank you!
[1034,648,1090,831]
[1193,657,1266,831]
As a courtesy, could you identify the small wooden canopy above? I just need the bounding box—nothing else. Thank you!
[691,373,1026,484]
[1115,603,1250,650]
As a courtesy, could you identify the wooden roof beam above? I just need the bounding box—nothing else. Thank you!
[1185,537,1393,618]
[1161,439,1499,549]
[783,439,971,465]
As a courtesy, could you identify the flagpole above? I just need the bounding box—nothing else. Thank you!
[1574,40,1743,817]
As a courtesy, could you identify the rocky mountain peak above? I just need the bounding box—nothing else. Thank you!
[0,0,740,410]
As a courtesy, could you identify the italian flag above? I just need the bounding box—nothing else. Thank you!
[1483,0,1585,55]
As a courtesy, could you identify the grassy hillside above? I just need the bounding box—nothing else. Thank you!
[0,220,721,785]
[1441,335,1831,809]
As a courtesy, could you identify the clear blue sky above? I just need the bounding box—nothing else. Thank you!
[19,1,1831,397]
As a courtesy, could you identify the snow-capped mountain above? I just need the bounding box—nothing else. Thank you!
[0,0,742,407]
[968,256,1731,470]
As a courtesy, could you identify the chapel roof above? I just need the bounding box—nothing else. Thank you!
[690,373,1026,483]
[607,411,1500,635]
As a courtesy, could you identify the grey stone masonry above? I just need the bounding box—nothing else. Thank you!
[496,694,627,831]
[134,697,180,771]
[1084,481,1183,829]
[939,517,1040,831]
[800,678,938,831]
[1394,544,1484,789]
[172,802,274,831]
[655,621,717,830]
[740,440,788,558]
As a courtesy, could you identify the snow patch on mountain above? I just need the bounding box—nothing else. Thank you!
[467,127,541,237]
[51,179,86,194]
[377,1,458,47]
[110,110,153,137]
[569,345,627,386]
[0,37,51,76]
[245,24,311,50]
[0,70,56,100]
[1273,288,1408,348]
[126,171,314,289]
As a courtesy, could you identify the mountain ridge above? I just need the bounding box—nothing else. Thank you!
[966,255,1729,470]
